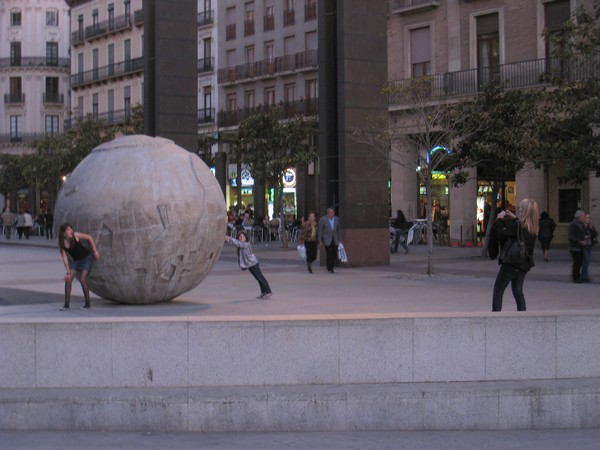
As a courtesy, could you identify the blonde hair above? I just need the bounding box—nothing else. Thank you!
[518,198,539,235]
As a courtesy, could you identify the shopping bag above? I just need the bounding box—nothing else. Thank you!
[297,244,307,260]
[337,242,348,263]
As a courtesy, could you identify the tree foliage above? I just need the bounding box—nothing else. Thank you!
[536,0,600,183]
[0,105,144,197]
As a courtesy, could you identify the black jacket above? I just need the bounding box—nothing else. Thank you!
[491,217,536,266]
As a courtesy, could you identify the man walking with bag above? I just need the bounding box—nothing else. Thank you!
[318,207,341,273]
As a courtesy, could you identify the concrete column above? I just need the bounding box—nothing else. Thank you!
[449,169,477,245]
[319,0,389,266]
[516,163,545,212]
[391,163,418,220]
[215,151,227,197]
[143,0,197,152]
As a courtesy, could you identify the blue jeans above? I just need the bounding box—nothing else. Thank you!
[248,263,271,294]
[581,247,592,281]
[492,264,527,311]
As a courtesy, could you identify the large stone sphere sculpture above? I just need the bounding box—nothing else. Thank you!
[54,135,226,304]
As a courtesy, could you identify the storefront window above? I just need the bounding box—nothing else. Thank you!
[418,172,448,220]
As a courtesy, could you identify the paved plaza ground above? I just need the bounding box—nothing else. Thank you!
[0,234,598,318]
[1,236,599,448]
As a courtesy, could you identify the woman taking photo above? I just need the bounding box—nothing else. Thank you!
[300,212,318,273]
[58,223,100,310]
[492,198,539,312]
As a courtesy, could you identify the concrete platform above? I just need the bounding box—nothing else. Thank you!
[1,237,599,432]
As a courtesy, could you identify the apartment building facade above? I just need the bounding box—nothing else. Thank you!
[387,0,598,244]
[216,0,318,214]
[0,0,70,211]
[67,0,144,126]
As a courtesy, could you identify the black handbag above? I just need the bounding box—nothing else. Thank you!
[499,223,532,271]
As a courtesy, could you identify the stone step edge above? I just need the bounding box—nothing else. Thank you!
[2,377,600,432]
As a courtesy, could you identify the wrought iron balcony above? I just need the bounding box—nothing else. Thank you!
[134,9,144,26]
[198,107,215,124]
[85,13,132,41]
[284,9,295,26]
[70,57,144,88]
[64,108,133,130]
[218,50,318,85]
[4,93,25,104]
[198,57,214,73]
[264,14,275,31]
[392,0,440,15]
[43,93,64,104]
[305,2,317,21]
[0,56,69,69]
[0,132,47,145]
[388,57,598,107]
[217,98,318,128]
[71,30,85,46]
[198,9,214,27]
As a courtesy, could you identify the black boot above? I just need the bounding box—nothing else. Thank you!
[307,262,312,273]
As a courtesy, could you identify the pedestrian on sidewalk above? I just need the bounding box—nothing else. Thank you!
[1,207,16,239]
[225,231,272,299]
[391,209,410,254]
[44,209,54,239]
[318,207,341,273]
[491,198,539,312]
[23,210,33,239]
[581,212,597,283]
[15,210,25,239]
[568,210,587,283]
[300,211,318,273]
[58,223,100,310]
[538,211,556,262]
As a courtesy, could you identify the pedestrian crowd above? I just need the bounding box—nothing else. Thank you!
[1,202,597,313]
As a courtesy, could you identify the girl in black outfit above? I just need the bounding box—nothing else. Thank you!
[58,223,100,310]
[492,198,539,312]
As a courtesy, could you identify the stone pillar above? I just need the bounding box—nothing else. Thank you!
[215,151,227,197]
[449,169,477,245]
[319,0,389,267]
[144,0,197,152]
[516,163,546,212]
[391,163,418,220]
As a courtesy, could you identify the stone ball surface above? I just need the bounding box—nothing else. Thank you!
[54,135,226,304]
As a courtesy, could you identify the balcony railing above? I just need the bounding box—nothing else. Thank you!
[85,13,132,41]
[71,30,85,46]
[198,10,214,27]
[226,24,236,40]
[0,132,48,145]
[305,2,317,21]
[0,56,69,69]
[64,108,133,130]
[43,93,64,104]
[198,107,215,124]
[198,57,214,73]
[244,19,255,36]
[218,50,318,84]
[71,57,144,88]
[284,9,295,26]
[4,93,25,104]
[388,57,599,106]
[217,98,318,128]
[264,14,275,31]
[134,9,144,26]
[392,0,440,15]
